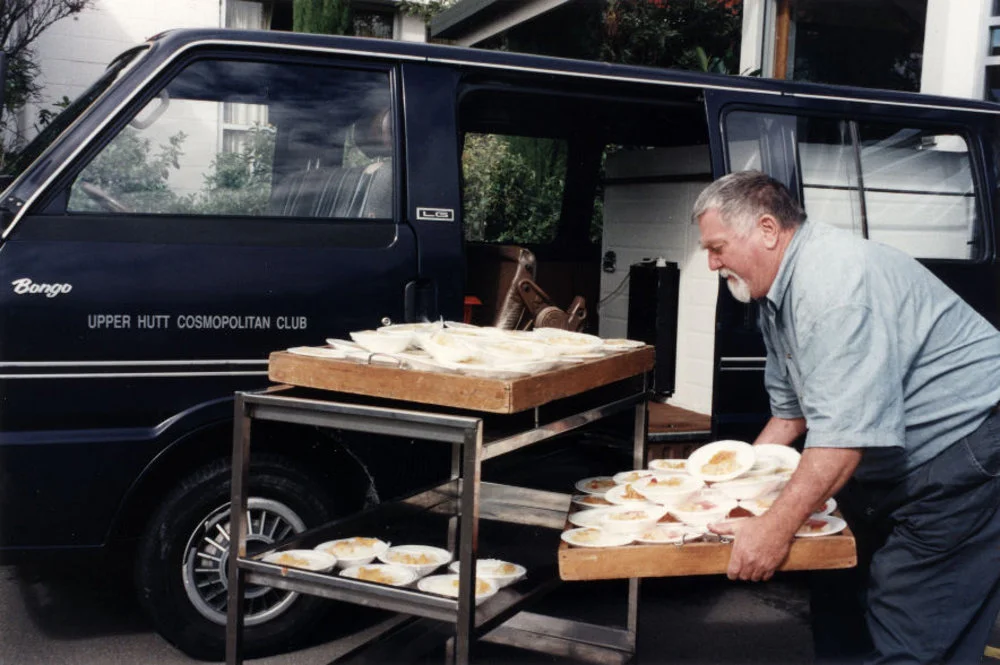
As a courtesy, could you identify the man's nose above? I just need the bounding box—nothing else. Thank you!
[707,253,722,271]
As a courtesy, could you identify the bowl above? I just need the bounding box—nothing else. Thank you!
[417,574,498,604]
[595,505,669,534]
[574,476,617,495]
[754,443,801,475]
[349,330,412,354]
[570,493,615,509]
[710,473,787,501]
[667,490,738,527]
[686,440,756,482]
[377,544,451,577]
[559,527,634,548]
[743,454,780,477]
[418,331,480,363]
[479,339,549,365]
[448,559,527,588]
[633,474,705,507]
[261,549,337,572]
[339,563,417,587]
[648,458,688,473]
[635,523,706,544]
[314,537,389,568]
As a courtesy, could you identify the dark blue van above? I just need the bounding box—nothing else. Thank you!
[1,28,996,659]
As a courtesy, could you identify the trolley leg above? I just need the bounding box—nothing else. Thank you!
[626,399,649,658]
[453,421,483,665]
[226,394,253,665]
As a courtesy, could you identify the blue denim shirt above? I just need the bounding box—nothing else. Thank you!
[759,222,1000,481]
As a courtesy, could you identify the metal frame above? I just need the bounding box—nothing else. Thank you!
[226,377,650,665]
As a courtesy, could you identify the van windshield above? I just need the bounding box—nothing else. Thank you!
[2,46,147,181]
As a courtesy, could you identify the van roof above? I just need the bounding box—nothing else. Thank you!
[148,28,1000,116]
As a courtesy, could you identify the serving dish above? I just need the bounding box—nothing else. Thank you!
[685,440,756,482]
[377,544,451,577]
[260,549,337,572]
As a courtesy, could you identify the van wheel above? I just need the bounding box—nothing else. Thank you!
[135,455,336,660]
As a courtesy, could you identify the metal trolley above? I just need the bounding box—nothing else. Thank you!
[226,367,651,665]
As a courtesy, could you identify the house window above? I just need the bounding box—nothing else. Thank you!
[773,0,926,91]
[354,9,394,39]
[986,65,1000,102]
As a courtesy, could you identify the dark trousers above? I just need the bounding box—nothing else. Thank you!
[811,408,1000,665]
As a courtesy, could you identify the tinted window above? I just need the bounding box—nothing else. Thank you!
[68,59,393,219]
[725,110,980,260]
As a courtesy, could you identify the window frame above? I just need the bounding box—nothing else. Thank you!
[39,47,401,225]
[719,103,992,264]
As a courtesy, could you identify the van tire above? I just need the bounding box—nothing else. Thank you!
[134,455,336,661]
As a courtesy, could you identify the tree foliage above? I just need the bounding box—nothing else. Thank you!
[292,0,352,35]
[601,0,742,73]
[0,0,94,152]
[462,134,566,244]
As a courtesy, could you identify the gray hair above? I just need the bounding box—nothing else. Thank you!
[692,171,806,235]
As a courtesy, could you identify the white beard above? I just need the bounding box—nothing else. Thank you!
[720,268,752,303]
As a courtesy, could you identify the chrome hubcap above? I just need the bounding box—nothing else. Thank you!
[182,497,306,626]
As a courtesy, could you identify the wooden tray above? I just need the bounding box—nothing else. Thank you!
[558,515,856,580]
[268,346,655,414]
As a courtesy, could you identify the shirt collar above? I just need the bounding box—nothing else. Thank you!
[764,221,813,310]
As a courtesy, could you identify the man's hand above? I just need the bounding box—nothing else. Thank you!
[709,515,795,582]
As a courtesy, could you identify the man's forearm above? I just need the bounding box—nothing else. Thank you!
[753,416,807,447]
[765,447,862,535]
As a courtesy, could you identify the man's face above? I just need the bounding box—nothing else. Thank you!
[698,208,771,303]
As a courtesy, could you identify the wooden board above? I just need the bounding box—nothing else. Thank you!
[558,517,856,580]
[268,346,655,414]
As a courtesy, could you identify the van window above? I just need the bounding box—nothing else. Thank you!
[724,110,980,260]
[67,59,393,219]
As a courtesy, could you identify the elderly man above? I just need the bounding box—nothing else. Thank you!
[693,171,1000,664]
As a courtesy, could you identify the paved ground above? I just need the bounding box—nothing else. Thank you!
[0,558,818,665]
[3,437,998,665]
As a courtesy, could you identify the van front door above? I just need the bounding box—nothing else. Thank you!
[0,54,414,549]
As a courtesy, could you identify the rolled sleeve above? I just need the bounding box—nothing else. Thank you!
[797,305,905,451]
[764,342,803,419]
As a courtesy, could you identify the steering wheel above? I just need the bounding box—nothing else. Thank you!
[78,181,134,213]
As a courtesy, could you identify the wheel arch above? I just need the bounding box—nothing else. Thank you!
[107,398,373,547]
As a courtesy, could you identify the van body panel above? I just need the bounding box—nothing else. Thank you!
[0,27,996,555]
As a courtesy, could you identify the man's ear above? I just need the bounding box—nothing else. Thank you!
[757,214,781,249]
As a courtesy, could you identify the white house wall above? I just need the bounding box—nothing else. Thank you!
[600,146,718,415]
[25,0,222,139]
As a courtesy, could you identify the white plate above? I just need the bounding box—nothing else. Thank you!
[594,505,669,534]
[531,328,605,355]
[574,476,617,495]
[711,473,787,501]
[479,339,549,364]
[667,490,739,527]
[633,474,705,506]
[570,493,615,509]
[377,544,451,577]
[350,330,413,354]
[686,440,756,482]
[813,497,838,516]
[261,549,337,572]
[753,443,801,474]
[743,455,780,477]
[286,345,347,359]
[314,537,389,567]
[602,338,646,350]
[560,527,634,548]
[634,524,706,545]
[417,574,498,604]
[447,559,526,588]
[612,469,660,485]
[568,508,610,528]
[604,483,657,506]
[377,322,443,334]
[737,494,778,516]
[648,458,688,472]
[796,515,847,538]
[339,563,417,587]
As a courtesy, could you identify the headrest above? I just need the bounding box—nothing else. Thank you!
[355,108,392,159]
